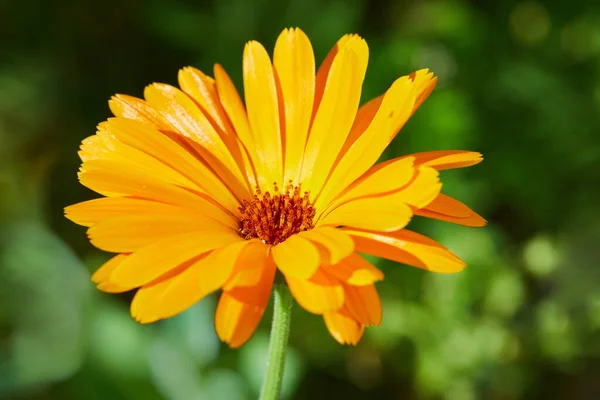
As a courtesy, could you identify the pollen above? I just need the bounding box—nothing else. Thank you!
[239,182,316,245]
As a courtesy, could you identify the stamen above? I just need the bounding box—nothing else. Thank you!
[238,182,315,245]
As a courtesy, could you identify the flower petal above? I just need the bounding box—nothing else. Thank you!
[300,36,368,196]
[315,76,416,211]
[108,94,170,130]
[342,283,382,326]
[65,197,183,227]
[271,234,320,279]
[223,241,269,290]
[78,159,237,229]
[274,28,316,185]
[130,240,251,323]
[411,150,483,171]
[323,311,364,345]
[243,41,283,188]
[322,254,384,286]
[92,254,130,293]
[324,156,415,213]
[87,213,226,253]
[285,269,344,314]
[297,227,354,264]
[215,257,276,348]
[415,193,487,227]
[144,83,250,196]
[80,126,198,190]
[104,118,240,213]
[409,69,437,114]
[318,198,413,232]
[110,230,243,289]
[345,228,466,273]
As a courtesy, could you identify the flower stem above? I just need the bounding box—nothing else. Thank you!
[259,283,293,400]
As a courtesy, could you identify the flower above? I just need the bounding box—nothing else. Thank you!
[65,27,485,348]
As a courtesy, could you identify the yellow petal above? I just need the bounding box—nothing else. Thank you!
[312,34,367,121]
[223,241,270,290]
[65,197,184,227]
[342,284,382,326]
[243,41,283,188]
[341,95,383,157]
[285,269,344,314]
[323,156,415,214]
[110,230,243,289]
[105,118,240,213]
[317,197,413,232]
[108,94,170,130]
[131,240,251,323]
[411,150,483,171]
[345,228,466,273]
[88,213,225,253]
[271,234,320,279]
[408,69,437,114]
[78,159,238,229]
[215,258,276,348]
[92,254,130,293]
[80,126,198,190]
[297,227,354,264]
[300,37,368,196]
[274,28,315,184]
[322,254,384,286]
[316,76,416,211]
[323,311,364,345]
[144,83,250,195]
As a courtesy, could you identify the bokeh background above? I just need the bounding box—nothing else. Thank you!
[2,0,600,399]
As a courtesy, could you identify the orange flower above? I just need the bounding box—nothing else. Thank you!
[65,28,485,347]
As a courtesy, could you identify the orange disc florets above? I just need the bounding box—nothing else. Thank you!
[239,182,315,245]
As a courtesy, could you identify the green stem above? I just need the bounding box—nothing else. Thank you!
[259,283,294,400]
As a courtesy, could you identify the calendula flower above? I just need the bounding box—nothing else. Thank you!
[65,28,485,348]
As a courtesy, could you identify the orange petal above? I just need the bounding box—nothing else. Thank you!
[415,193,487,227]
[317,197,413,232]
[408,69,437,114]
[297,227,354,264]
[215,258,276,348]
[78,159,238,229]
[322,254,384,286]
[214,64,258,178]
[312,34,366,121]
[108,94,170,130]
[65,197,187,227]
[104,118,240,213]
[110,230,243,290]
[271,234,320,279]
[411,150,483,171]
[323,311,364,345]
[345,228,465,273]
[223,241,270,290]
[315,76,416,211]
[342,284,382,326]
[130,240,251,323]
[274,28,315,184]
[87,213,226,253]
[325,156,416,212]
[285,269,344,314]
[243,41,283,188]
[144,83,250,195]
[300,36,368,196]
[80,126,198,190]
[92,254,130,293]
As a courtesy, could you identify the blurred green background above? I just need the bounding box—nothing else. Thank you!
[1,0,600,399]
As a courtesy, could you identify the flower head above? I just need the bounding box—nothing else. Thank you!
[66,28,485,347]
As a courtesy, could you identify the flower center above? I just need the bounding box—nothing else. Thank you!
[238,183,315,245]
